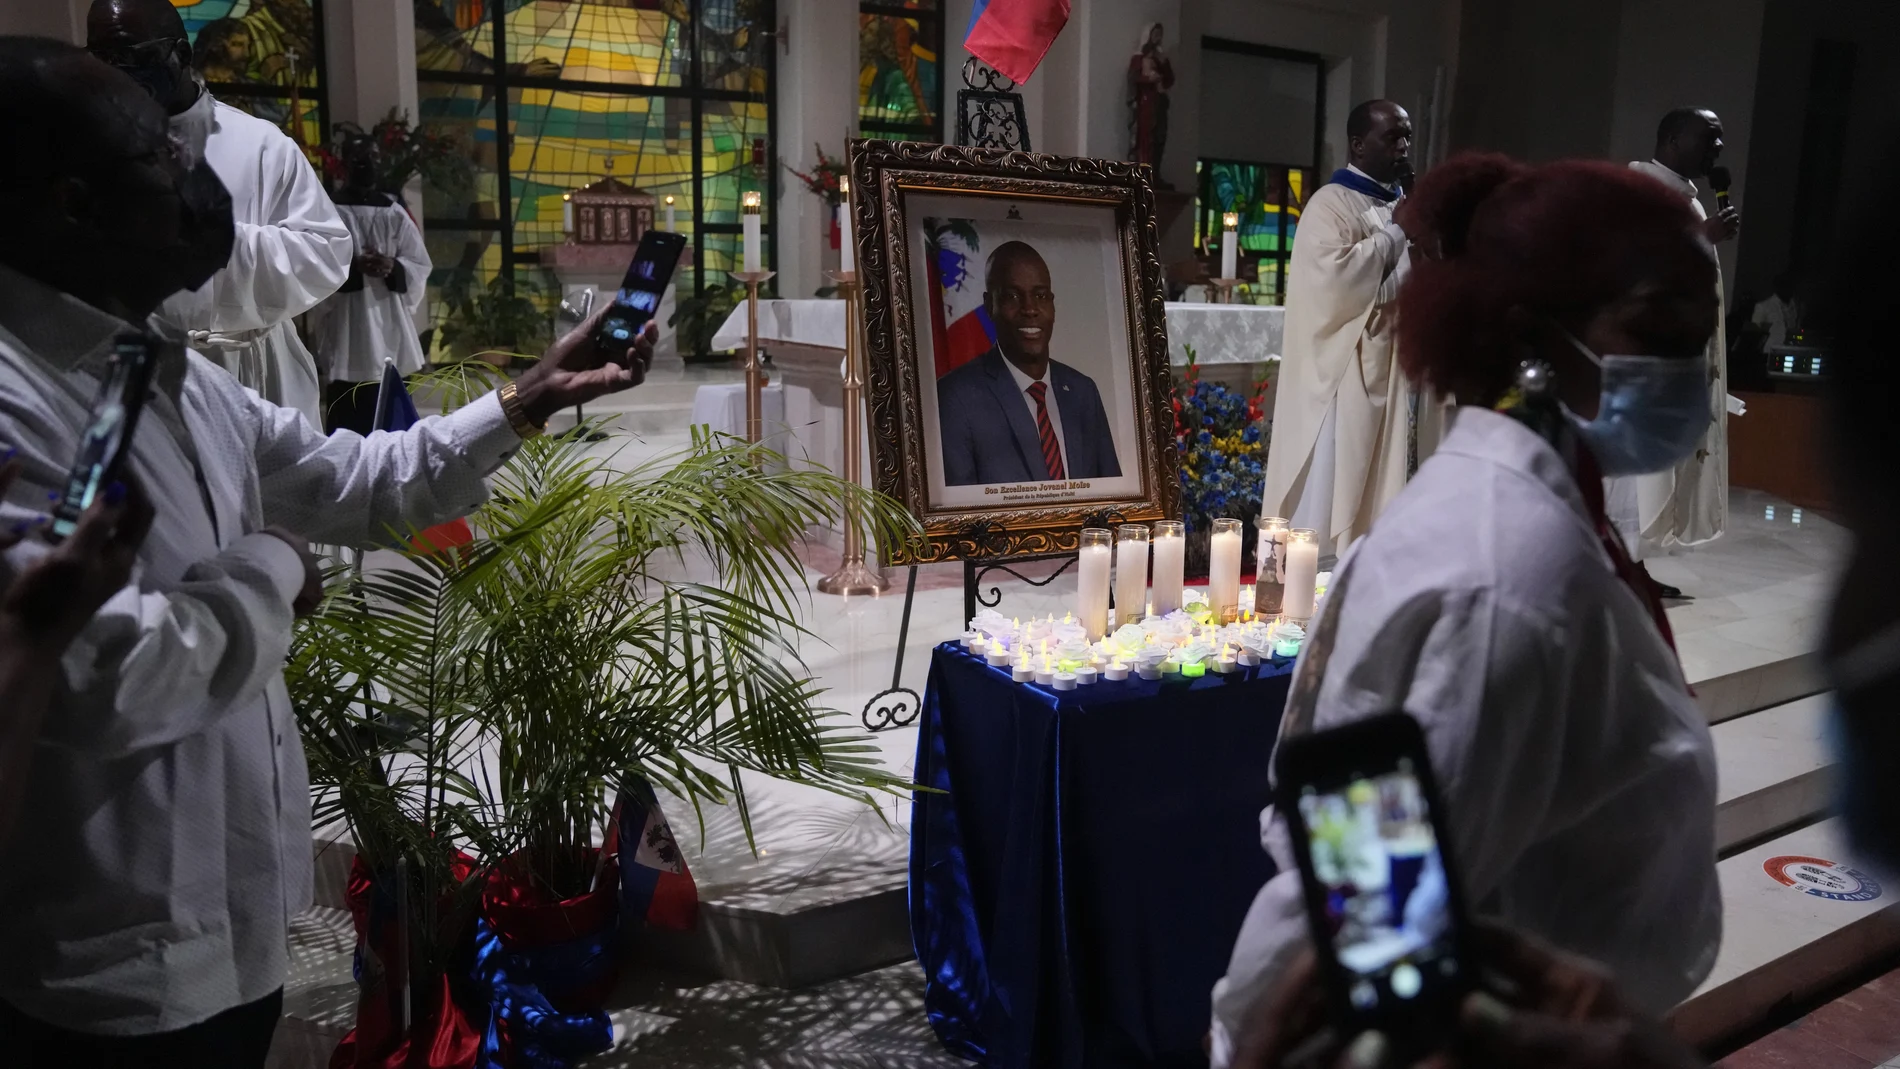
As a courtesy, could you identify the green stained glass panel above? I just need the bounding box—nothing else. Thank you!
[859,13,938,130]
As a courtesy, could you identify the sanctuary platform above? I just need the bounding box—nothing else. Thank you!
[270,376,1868,1066]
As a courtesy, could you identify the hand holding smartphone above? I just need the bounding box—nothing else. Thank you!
[51,334,156,542]
[594,229,686,350]
[1276,713,1473,1065]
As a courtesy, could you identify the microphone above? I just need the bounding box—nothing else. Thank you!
[1709,165,1733,212]
[1394,160,1417,196]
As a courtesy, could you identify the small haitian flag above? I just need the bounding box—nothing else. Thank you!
[614,776,698,931]
[371,360,474,555]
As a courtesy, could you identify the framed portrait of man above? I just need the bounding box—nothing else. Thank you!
[850,139,1180,564]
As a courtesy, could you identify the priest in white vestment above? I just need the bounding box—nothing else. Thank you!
[1261,101,1438,558]
[88,0,352,428]
[310,134,433,434]
[1619,108,1741,586]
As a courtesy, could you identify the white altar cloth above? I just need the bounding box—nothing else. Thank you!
[710,300,1284,366]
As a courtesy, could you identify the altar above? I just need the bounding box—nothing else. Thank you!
[704,299,1285,482]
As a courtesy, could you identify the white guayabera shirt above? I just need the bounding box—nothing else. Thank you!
[0,262,524,1035]
[1208,407,1721,1067]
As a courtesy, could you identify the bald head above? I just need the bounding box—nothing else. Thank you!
[87,0,197,114]
[1346,100,1412,185]
[1654,107,1723,181]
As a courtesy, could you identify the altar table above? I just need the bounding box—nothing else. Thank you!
[910,643,1295,1068]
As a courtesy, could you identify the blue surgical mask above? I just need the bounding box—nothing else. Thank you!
[1560,328,1711,475]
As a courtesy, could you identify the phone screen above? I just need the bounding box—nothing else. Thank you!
[595,230,686,348]
[51,334,155,540]
[1298,759,1460,1014]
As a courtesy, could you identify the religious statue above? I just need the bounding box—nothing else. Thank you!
[1128,23,1175,187]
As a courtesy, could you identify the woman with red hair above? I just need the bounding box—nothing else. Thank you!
[1209,154,1723,1066]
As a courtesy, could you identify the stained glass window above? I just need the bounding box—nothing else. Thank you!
[859,2,941,142]
[1194,159,1313,305]
[172,0,327,149]
[415,0,776,351]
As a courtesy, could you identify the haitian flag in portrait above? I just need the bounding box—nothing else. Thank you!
[613,776,698,932]
[925,218,997,379]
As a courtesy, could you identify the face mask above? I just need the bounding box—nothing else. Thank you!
[1560,328,1711,475]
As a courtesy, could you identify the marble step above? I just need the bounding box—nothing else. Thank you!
[1672,817,1900,1051]
[1713,694,1837,855]
[1695,651,1826,726]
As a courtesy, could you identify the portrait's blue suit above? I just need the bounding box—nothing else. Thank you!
[937,347,1122,486]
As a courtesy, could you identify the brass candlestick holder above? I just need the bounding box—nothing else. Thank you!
[728,269,776,444]
[1209,278,1244,305]
[817,270,890,597]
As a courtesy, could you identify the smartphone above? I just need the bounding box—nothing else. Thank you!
[594,229,687,349]
[1277,713,1473,1061]
[50,333,157,540]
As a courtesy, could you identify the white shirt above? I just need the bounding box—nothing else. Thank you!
[309,201,433,382]
[1752,295,1801,347]
[161,92,352,424]
[1002,355,1068,475]
[0,263,522,1035]
[1211,408,1720,1065]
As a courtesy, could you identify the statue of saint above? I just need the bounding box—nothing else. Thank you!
[1128,22,1175,187]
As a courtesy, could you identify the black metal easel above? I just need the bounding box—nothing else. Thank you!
[857,511,1128,731]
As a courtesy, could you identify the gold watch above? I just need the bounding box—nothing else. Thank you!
[498,381,545,440]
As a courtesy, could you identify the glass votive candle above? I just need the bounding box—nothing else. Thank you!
[1208,517,1244,624]
[1077,528,1113,640]
[1254,516,1289,617]
[1284,527,1320,620]
[1114,524,1150,627]
[1150,520,1186,616]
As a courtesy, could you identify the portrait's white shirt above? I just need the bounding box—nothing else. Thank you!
[1211,407,1719,1066]
[0,262,524,1035]
[1003,354,1068,475]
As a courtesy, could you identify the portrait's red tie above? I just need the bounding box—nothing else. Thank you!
[1026,381,1065,480]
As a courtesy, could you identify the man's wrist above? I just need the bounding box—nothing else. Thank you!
[501,377,550,438]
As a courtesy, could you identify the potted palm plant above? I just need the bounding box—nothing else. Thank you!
[288,424,915,1066]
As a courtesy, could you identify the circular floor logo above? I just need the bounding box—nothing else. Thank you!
[1764,855,1884,902]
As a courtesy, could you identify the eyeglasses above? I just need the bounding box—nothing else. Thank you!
[89,37,187,70]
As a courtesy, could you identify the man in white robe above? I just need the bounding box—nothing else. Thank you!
[88,0,351,427]
[1620,107,1741,592]
[1261,100,1438,558]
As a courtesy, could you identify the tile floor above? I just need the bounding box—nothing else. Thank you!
[1718,968,1900,1069]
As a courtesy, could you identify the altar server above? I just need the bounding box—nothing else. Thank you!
[311,132,432,435]
[1614,107,1741,586]
[1211,155,1722,1066]
[1261,100,1436,558]
[88,0,352,427]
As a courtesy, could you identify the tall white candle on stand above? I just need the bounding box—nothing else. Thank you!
[1208,518,1243,623]
[1114,524,1149,626]
[664,195,676,232]
[1220,211,1239,279]
[1076,529,1113,641]
[740,190,762,272]
[1284,528,1320,619]
[838,177,855,274]
[562,193,573,234]
[1151,520,1185,615]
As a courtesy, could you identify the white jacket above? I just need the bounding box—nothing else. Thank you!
[1210,406,1720,1065]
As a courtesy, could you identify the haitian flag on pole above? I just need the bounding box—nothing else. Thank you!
[371,361,474,555]
[964,0,1071,86]
[614,776,698,931]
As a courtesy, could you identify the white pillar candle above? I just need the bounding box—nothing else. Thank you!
[838,177,855,274]
[1285,528,1320,620]
[1114,525,1149,627]
[664,195,676,232]
[741,190,762,272]
[562,194,574,234]
[1076,529,1113,641]
[1255,516,1289,617]
[1151,520,1186,616]
[1220,211,1239,279]
[1208,518,1244,624]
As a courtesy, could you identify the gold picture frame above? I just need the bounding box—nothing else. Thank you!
[850,138,1181,565]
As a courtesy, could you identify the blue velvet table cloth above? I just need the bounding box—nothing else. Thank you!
[910,642,1295,1068]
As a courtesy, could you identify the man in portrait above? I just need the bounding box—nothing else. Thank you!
[937,241,1122,485]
